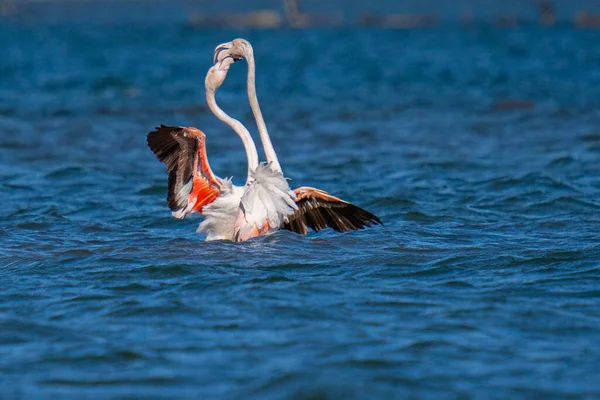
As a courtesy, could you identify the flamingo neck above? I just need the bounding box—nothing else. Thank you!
[206,89,259,184]
[246,53,282,173]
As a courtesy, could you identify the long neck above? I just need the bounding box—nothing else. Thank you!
[206,89,258,184]
[246,53,282,172]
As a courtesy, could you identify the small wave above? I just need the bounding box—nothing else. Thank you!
[0,139,32,149]
[587,144,600,153]
[527,196,600,212]
[0,106,17,117]
[137,185,167,195]
[409,265,453,277]
[474,173,577,192]
[368,196,415,208]
[546,155,576,167]
[91,76,132,91]
[417,159,474,169]
[402,211,437,222]
[2,183,33,191]
[14,222,52,230]
[247,275,298,284]
[48,108,75,117]
[63,294,116,303]
[579,132,600,143]
[103,300,194,318]
[433,280,474,288]
[401,339,453,350]
[56,249,94,258]
[45,166,85,179]
[40,374,179,386]
[491,99,535,112]
[134,264,196,277]
[142,217,186,228]
[82,224,113,233]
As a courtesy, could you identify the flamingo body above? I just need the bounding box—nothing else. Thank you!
[147,130,296,242]
[234,163,297,241]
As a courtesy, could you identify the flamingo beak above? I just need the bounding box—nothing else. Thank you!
[213,43,231,64]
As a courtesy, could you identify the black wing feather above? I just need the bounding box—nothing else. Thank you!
[282,195,382,235]
[147,125,198,213]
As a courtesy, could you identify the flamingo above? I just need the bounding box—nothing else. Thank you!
[147,55,297,241]
[213,39,382,235]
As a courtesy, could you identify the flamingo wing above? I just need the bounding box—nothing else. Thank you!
[147,125,221,218]
[282,187,382,235]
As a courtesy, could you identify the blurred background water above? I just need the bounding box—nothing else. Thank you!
[1,1,600,398]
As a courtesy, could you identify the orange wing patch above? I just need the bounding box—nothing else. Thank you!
[189,176,220,213]
[147,125,222,218]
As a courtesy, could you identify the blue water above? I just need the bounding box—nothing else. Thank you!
[2,17,600,399]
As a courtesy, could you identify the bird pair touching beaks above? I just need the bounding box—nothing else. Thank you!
[147,38,381,242]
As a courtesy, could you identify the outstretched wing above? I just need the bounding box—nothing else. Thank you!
[282,187,382,235]
[147,125,221,218]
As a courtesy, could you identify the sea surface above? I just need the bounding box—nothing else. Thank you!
[1,13,600,400]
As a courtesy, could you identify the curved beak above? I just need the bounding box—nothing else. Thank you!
[213,42,231,64]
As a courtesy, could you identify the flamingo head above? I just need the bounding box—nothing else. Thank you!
[205,54,235,93]
[213,41,244,65]
[229,38,254,61]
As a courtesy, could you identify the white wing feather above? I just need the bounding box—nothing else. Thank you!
[198,179,244,241]
[234,163,297,241]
